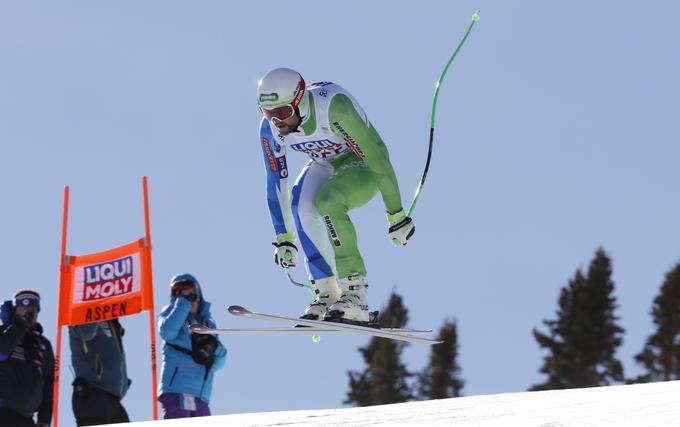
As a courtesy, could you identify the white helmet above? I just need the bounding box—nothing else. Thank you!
[257,68,306,111]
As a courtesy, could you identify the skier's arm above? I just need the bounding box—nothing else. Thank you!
[259,118,295,240]
[328,94,403,214]
[158,298,191,342]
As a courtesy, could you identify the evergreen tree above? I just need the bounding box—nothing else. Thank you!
[531,248,625,390]
[418,319,464,399]
[634,261,680,382]
[345,292,413,406]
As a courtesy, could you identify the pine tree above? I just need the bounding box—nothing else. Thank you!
[634,261,680,382]
[531,248,625,390]
[418,319,464,399]
[345,292,413,406]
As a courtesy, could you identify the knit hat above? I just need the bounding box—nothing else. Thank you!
[13,289,41,312]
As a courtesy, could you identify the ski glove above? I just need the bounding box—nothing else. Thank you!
[273,232,298,268]
[387,209,415,246]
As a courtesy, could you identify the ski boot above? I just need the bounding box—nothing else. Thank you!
[325,274,370,324]
[300,276,341,320]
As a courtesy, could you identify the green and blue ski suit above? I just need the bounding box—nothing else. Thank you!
[259,82,404,280]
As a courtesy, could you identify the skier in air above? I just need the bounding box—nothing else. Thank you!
[257,68,415,324]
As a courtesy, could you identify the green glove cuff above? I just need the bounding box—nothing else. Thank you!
[276,232,296,244]
[386,208,406,225]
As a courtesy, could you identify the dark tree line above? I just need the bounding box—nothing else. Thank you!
[634,262,680,382]
[345,292,464,406]
[531,248,624,389]
[345,292,413,405]
[417,319,464,399]
[531,248,680,390]
[345,250,680,405]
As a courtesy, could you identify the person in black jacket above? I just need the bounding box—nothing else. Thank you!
[0,289,54,427]
[69,319,131,426]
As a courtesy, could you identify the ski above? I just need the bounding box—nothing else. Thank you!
[226,305,443,345]
[191,323,431,335]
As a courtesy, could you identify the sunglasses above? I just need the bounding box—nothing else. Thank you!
[172,287,199,302]
[261,104,295,121]
[181,293,199,302]
[172,281,196,293]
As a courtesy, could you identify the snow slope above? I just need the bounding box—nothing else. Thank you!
[129,380,679,426]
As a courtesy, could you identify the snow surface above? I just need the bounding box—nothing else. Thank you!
[129,380,679,426]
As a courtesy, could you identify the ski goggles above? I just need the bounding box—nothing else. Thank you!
[261,104,295,121]
[171,280,197,295]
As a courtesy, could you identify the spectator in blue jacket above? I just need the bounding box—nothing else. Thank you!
[69,319,130,426]
[157,273,226,419]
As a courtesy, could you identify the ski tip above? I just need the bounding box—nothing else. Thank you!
[228,305,252,316]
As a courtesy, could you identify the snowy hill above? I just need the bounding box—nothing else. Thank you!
[130,381,679,426]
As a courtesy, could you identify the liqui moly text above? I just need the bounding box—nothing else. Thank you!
[82,256,134,301]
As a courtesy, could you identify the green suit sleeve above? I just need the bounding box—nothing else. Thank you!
[328,93,403,214]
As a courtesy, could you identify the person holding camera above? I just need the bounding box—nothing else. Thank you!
[0,289,55,427]
[157,274,227,419]
[69,319,131,425]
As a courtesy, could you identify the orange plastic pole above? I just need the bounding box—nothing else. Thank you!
[60,186,69,263]
[53,186,69,427]
[143,177,152,247]
[143,176,159,420]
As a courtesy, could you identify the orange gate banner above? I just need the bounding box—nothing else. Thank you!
[53,177,158,427]
[58,238,153,325]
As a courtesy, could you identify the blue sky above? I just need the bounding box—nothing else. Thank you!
[1,1,679,425]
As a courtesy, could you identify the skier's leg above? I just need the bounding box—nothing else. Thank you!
[291,160,336,281]
[291,161,341,318]
[315,160,380,322]
[315,160,379,279]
